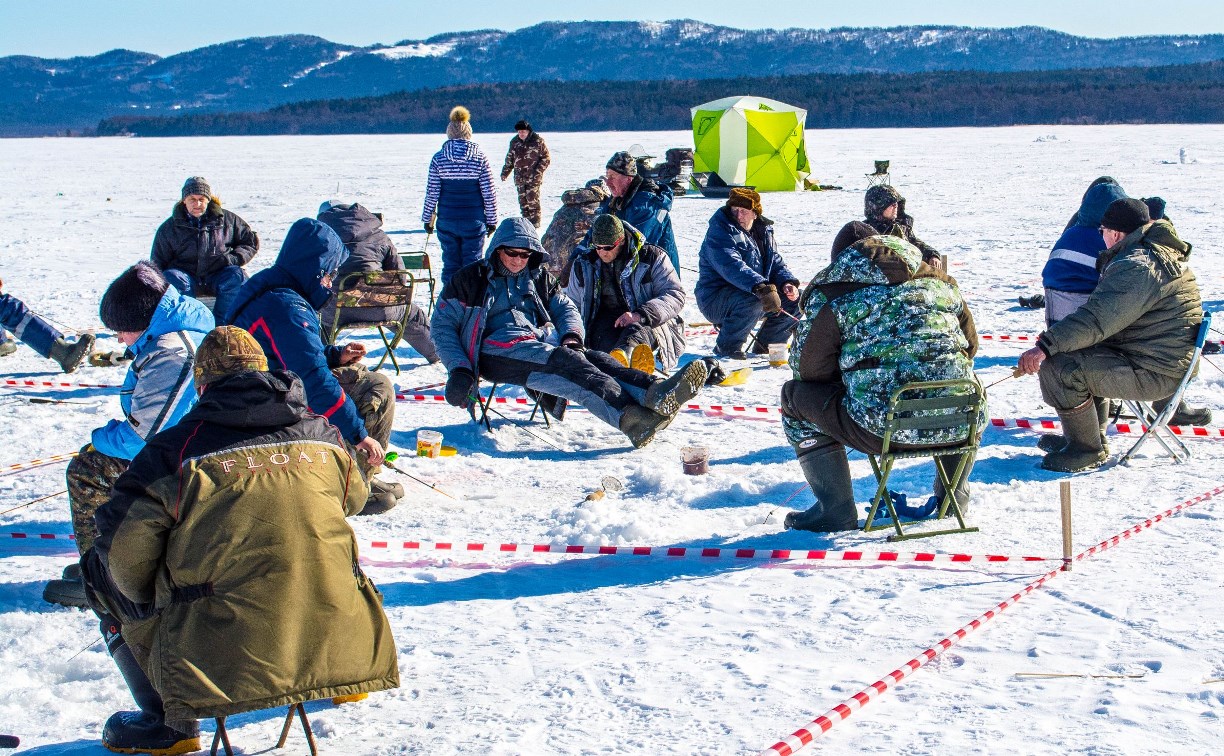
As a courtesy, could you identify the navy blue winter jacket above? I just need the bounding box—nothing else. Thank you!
[695,207,798,306]
[224,219,368,444]
[1041,182,1128,294]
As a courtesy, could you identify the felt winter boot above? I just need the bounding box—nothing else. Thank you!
[1037,396,1110,454]
[784,439,860,532]
[48,333,95,374]
[1042,398,1108,472]
[644,360,708,416]
[102,625,200,755]
[1152,396,1212,427]
[0,332,15,357]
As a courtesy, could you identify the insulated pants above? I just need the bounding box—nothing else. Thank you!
[697,286,799,356]
[163,265,247,322]
[1038,346,1183,411]
[332,364,396,477]
[436,218,488,286]
[516,181,543,228]
[0,292,63,357]
[67,445,131,555]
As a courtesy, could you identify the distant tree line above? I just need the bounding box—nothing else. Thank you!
[96,60,1224,136]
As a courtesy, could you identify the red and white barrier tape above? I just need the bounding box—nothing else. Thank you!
[392,394,1224,439]
[0,532,74,541]
[978,333,1035,343]
[2,378,119,390]
[360,541,1049,564]
[759,482,1224,755]
[0,452,78,477]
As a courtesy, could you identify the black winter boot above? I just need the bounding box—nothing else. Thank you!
[644,360,708,416]
[102,623,200,755]
[783,439,860,532]
[48,333,95,374]
[619,404,676,449]
[1152,396,1212,427]
[1042,398,1108,472]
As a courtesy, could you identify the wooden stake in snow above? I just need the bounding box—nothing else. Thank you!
[1060,481,1073,572]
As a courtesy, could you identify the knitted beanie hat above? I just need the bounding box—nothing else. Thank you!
[590,215,625,247]
[194,326,268,387]
[864,184,904,219]
[181,176,211,200]
[99,261,168,333]
[1100,198,1151,234]
[605,151,637,177]
[446,106,473,140]
[726,187,763,216]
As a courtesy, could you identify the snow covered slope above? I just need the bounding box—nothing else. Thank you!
[0,125,1221,753]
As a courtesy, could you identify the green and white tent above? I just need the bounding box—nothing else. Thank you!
[690,95,810,192]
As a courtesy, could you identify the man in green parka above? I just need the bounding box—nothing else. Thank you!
[81,326,398,754]
[1018,198,1204,472]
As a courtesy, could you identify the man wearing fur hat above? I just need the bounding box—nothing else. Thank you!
[226,218,403,514]
[564,214,686,372]
[79,326,397,754]
[832,184,941,267]
[695,187,801,360]
[43,262,214,608]
[589,150,680,276]
[1018,198,1204,472]
[423,106,499,286]
[501,119,551,228]
[151,176,259,321]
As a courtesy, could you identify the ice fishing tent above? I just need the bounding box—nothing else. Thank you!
[690,95,810,192]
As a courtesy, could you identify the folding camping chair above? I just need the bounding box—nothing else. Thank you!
[324,270,414,374]
[471,381,564,432]
[211,702,317,755]
[863,378,984,541]
[866,160,891,187]
[1119,312,1212,465]
[400,247,437,317]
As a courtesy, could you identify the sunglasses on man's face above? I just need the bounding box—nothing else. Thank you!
[593,244,619,252]
[501,249,532,259]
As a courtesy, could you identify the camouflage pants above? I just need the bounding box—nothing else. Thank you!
[332,363,395,476]
[516,181,543,228]
[67,445,129,555]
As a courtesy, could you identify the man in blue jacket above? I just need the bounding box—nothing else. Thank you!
[43,262,214,608]
[226,218,402,514]
[587,151,680,277]
[696,188,801,360]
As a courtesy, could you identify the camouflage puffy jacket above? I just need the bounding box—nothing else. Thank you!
[501,131,551,186]
[784,235,982,446]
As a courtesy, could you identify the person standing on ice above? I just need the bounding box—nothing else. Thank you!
[832,184,942,267]
[695,187,801,360]
[0,276,95,371]
[1018,198,1204,472]
[431,217,708,448]
[79,326,398,755]
[42,262,214,609]
[780,235,981,532]
[500,119,550,228]
[422,105,500,286]
[151,176,259,321]
[564,214,686,372]
[225,218,403,514]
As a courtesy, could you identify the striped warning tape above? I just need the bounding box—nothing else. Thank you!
[682,330,1038,342]
[0,452,78,477]
[2,378,119,390]
[758,482,1224,755]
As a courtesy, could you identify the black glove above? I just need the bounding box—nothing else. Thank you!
[444,368,476,409]
[424,222,435,234]
[486,224,497,237]
[752,282,782,315]
[560,334,583,350]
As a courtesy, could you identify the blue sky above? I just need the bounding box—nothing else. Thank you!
[4,0,1224,57]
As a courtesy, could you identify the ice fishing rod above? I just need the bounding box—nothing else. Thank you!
[984,367,1025,390]
[382,452,458,500]
[0,489,67,517]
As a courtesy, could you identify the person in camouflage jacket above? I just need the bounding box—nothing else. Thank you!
[831,184,941,267]
[779,235,982,532]
[501,120,551,227]
[541,177,609,284]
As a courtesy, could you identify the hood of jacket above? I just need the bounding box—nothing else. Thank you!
[1100,219,1192,276]
[441,138,481,162]
[129,286,216,358]
[806,235,953,302]
[485,216,550,269]
[1075,182,1129,228]
[317,203,382,247]
[274,218,350,308]
[190,369,308,429]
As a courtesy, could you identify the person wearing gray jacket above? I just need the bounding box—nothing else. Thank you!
[1018,198,1204,472]
[430,217,706,448]
[563,215,685,371]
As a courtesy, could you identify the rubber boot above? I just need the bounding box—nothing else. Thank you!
[933,451,974,518]
[783,438,860,532]
[1152,395,1212,427]
[1042,398,1108,472]
[101,621,200,755]
[48,333,95,374]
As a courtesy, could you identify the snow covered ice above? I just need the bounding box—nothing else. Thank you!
[1,125,1222,753]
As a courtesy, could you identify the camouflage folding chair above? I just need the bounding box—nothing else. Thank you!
[863,378,984,541]
[325,270,414,374]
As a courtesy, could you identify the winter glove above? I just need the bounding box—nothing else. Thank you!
[486,224,497,237]
[752,282,782,315]
[424,222,435,235]
[444,368,476,409]
[560,334,584,350]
